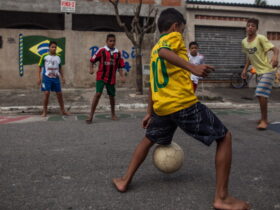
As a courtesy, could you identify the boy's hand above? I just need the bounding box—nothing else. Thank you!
[270,56,279,68]
[241,70,247,79]
[191,65,214,77]
[142,114,152,129]
[120,76,126,83]
[61,78,65,84]
[89,68,94,75]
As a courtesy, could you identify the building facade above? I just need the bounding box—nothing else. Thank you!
[0,0,279,89]
[185,0,280,83]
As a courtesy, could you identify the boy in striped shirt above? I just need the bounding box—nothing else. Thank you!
[86,34,126,124]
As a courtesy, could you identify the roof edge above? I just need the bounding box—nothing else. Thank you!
[185,0,280,9]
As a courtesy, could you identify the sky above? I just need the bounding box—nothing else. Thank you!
[192,0,280,5]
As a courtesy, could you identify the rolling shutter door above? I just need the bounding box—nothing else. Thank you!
[195,26,246,81]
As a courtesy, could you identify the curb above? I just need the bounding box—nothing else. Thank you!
[1,102,280,114]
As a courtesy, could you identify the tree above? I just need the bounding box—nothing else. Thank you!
[255,0,267,6]
[109,0,158,94]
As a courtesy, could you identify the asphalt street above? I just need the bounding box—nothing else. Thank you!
[0,109,280,210]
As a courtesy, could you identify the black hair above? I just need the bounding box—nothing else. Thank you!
[49,41,57,47]
[247,18,259,29]
[106,33,116,40]
[157,8,186,33]
[189,41,199,48]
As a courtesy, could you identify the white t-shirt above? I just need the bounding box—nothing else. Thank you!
[188,53,205,84]
[38,54,61,78]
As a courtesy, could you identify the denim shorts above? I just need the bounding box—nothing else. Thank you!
[145,102,228,146]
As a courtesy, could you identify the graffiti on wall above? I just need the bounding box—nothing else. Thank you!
[89,46,135,72]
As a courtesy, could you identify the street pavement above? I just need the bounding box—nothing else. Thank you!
[1,86,280,209]
[0,108,280,210]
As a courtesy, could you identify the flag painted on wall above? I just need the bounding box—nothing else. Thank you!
[19,34,66,76]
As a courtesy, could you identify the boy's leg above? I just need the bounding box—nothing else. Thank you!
[106,83,117,120]
[113,113,176,192]
[42,91,50,117]
[257,96,268,130]
[56,92,69,116]
[109,96,117,120]
[86,92,102,124]
[255,72,274,130]
[213,131,250,210]
[86,80,104,124]
[113,137,154,192]
[41,76,51,117]
[174,103,249,209]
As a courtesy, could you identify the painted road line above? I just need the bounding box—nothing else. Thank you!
[0,116,31,124]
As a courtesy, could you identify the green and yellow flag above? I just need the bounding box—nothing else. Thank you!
[19,34,66,76]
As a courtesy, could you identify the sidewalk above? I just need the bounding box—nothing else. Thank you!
[1,86,280,114]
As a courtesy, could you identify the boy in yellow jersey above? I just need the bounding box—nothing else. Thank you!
[241,18,279,130]
[113,8,250,210]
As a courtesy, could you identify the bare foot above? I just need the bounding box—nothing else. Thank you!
[41,112,47,117]
[112,115,118,121]
[213,196,250,210]
[256,120,268,130]
[257,119,269,125]
[85,118,93,124]
[112,178,128,193]
[61,111,70,116]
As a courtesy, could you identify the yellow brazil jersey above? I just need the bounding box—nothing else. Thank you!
[150,32,198,116]
[242,34,275,75]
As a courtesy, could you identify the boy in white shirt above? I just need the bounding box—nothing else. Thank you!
[38,41,69,117]
[188,41,205,92]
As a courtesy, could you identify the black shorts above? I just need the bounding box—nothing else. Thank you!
[145,102,228,146]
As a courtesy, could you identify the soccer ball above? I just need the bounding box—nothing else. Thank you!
[152,142,184,173]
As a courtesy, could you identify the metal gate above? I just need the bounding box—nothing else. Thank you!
[195,26,246,81]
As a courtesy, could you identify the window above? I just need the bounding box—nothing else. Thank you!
[0,11,64,30]
[72,14,154,32]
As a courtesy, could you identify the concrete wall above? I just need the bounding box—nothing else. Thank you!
[1,1,280,89]
[0,0,185,15]
[0,29,155,89]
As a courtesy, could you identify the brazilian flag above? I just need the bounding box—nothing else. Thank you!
[19,34,65,76]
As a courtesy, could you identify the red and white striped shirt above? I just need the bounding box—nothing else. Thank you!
[90,46,125,85]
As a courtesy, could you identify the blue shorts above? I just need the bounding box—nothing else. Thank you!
[146,102,228,146]
[41,75,61,92]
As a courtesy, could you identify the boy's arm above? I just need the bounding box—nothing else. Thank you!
[270,47,279,68]
[59,65,65,84]
[158,48,213,77]
[89,62,95,75]
[142,87,153,129]
[259,35,279,68]
[37,55,44,86]
[89,49,102,74]
[118,69,126,83]
[37,66,42,86]
[118,56,126,82]
[241,58,251,79]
